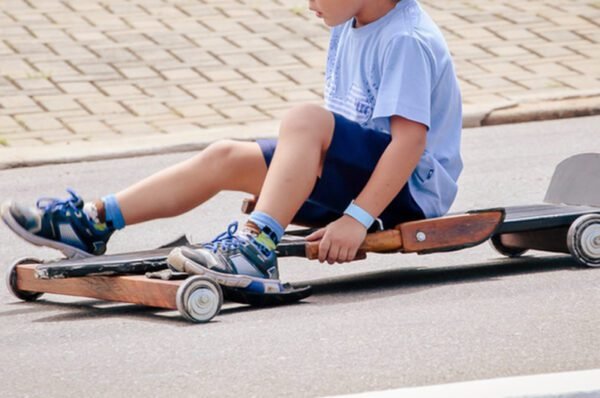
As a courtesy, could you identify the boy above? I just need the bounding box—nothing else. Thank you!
[2,0,462,293]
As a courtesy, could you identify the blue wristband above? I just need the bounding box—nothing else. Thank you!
[343,201,375,229]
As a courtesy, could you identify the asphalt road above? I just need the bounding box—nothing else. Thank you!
[1,116,600,398]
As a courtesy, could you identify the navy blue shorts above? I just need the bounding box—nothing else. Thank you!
[257,113,425,229]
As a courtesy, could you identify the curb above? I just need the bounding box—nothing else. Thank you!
[1,94,599,170]
[462,91,600,128]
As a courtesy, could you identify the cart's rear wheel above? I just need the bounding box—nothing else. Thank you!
[567,214,600,267]
[490,235,528,258]
[176,276,223,323]
[6,257,44,301]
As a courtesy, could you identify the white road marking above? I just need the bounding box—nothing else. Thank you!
[330,369,600,398]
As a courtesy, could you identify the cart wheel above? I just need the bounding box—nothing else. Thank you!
[5,257,44,301]
[567,214,600,267]
[490,235,528,258]
[176,276,223,323]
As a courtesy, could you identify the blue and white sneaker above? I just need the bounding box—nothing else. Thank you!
[167,222,284,294]
[1,189,113,258]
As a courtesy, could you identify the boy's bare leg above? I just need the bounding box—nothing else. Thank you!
[254,104,335,227]
[115,140,268,225]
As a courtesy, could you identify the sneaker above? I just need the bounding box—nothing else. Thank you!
[167,222,283,294]
[1,189,113,258]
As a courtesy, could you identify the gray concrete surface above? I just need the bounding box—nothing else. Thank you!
[1,116,600,397]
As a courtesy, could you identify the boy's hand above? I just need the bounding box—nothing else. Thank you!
[306,215,367,264]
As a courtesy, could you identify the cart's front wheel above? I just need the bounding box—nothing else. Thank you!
[176,276,223,323]
[490,235,528,258]
[5,257,44,301]
[567,214,600,267]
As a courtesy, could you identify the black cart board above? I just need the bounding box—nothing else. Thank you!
[5,154,600,323]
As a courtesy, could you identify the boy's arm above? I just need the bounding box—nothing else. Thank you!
[307,116,427,263]
[354,116,426,222]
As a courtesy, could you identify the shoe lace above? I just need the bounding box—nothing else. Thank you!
[204,222,244,253]
[36,188,82,214]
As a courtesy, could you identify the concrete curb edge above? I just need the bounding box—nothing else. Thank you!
[1,93,599,170]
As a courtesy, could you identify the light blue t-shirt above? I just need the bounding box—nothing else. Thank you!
[324,0,463,218]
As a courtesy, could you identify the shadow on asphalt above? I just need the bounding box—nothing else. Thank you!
[302,254,584,297]
[2,254,588,324]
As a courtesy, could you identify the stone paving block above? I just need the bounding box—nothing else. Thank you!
[1,130,53,141]
[279,68,324,85]
[32,61,80,78]
[76,98,127,116]
[12,77,58,94]
[160,68,203,81]
[237,68,288,84]
[4,138,45,147]
[118,66,159,79]
[279,88,322,102]
[62,118,109,134]
[121,100,174,117]
[521,44,579,59]
[40,134,93,145]
[520,61,580,77]
[15,113,63,130]
[0,115,21,132]
[96,82,143,97]
[251,51,300,67]
[34,128,78,141]
[156,122,202,135]
[201,18,248,34]
[73,62,120,78]
[0,59,36,79]
[169,103,219,118]
[200,68,246,83]
[226,86,279,101]
[513,78,569,91]
[294,51,326,68]
[0,95,41,112]
[142,85,194,101]
[169,49,222,66]
[218,105,267,121]
[111,121,160,135]
[182,85,238,103]
[0,41,12,56]
[0,77,19,97]
[561,59,600,75]
[35,94,82,112]
[6,40,51,56]
[59,81,100,95]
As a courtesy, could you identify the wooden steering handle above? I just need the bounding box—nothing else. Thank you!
[305,229,403,260]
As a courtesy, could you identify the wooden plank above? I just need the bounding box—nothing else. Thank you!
[400,210,504,253]
[241,197,257,214]
[16,264,180,309]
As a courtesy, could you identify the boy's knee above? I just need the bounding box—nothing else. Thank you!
[280,104,334,142]
[201,140,241,167]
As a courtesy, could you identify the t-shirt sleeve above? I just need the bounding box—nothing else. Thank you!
[371,35,433,129]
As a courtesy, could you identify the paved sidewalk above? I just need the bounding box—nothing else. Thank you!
[0,0,599,167]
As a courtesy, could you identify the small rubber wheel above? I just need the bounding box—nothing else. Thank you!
[490,235,528,258]
[567,214,600,267]
[5,257,44,301]
[176,276,223,323]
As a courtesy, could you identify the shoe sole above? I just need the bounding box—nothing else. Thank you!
[167,247,283,294]
[1,201,92,259]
